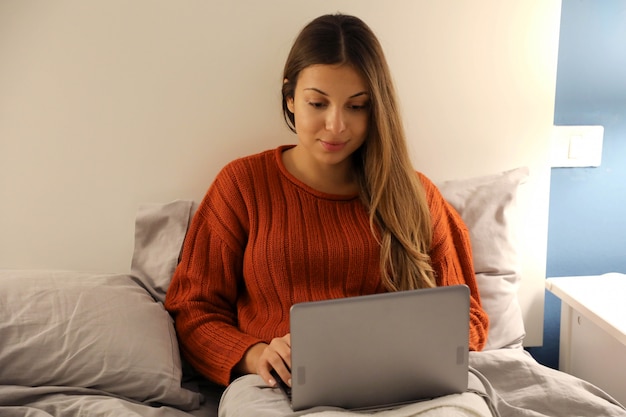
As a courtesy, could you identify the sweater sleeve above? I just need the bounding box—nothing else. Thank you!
[418,173,489,351]
[164,165,261,386]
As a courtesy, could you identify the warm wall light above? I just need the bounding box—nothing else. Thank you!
[550,125,604,168]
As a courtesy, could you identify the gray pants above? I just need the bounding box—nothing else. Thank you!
[218,374,494,417]
[218,375,320,417]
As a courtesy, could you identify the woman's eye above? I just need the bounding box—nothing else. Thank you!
[349,103,370,111]
[308,101,326,109]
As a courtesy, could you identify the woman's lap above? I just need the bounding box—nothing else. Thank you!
[218,375,297,417]
[218,374,494,417]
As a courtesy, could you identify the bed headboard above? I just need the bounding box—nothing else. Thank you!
[0,1,562,346]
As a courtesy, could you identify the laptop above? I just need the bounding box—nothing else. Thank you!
[285,284,470,411]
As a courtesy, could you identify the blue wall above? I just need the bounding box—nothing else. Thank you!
[527,0,626,369]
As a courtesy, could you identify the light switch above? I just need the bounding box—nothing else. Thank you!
[567,135,584,159]
[551,125,604,167]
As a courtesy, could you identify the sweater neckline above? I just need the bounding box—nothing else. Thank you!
[274,145,360,201]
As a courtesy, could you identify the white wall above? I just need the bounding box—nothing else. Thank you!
[0,0,561,346]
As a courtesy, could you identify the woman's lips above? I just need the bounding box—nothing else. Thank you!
[320,140,347,151]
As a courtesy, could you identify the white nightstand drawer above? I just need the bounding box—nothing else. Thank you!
[560,304,626,404]
[546,274,626,406]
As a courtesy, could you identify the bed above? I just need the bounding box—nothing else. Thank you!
[1,1,624,416]
[1,167,624,417]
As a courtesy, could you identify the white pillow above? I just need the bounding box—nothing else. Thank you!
[438,167,529,349]
[0,270,202,410]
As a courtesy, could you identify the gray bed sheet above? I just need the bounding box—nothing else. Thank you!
[1,348,623,417]
[470,348,625,417]
[0,382,221,417]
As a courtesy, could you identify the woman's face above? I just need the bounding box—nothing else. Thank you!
[287,64,370,169]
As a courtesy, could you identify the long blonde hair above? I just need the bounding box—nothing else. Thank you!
[282,14,435,290]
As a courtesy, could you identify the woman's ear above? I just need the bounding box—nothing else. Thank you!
[286,96,295,114]
[284,78,295,113]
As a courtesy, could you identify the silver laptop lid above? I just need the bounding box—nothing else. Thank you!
[289,285,470,411]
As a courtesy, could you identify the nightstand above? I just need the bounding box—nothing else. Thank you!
[546,273,626,406]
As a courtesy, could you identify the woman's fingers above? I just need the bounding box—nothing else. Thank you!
[272,333,292,368]
[258,334,292,387]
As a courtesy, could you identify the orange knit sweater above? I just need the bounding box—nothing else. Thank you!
[165,146,489,387]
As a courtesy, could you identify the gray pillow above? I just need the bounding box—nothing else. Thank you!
[130,200,197,303]
[438,167,528,349]
[0,269,202,410]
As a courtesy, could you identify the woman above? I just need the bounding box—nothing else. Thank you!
[165,13,489,414]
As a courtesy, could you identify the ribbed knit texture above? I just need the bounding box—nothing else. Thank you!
[165,145,489,386]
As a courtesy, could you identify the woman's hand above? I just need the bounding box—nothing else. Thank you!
[237,334,292,387]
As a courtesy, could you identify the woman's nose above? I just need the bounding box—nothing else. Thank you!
[325,107,346,134]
